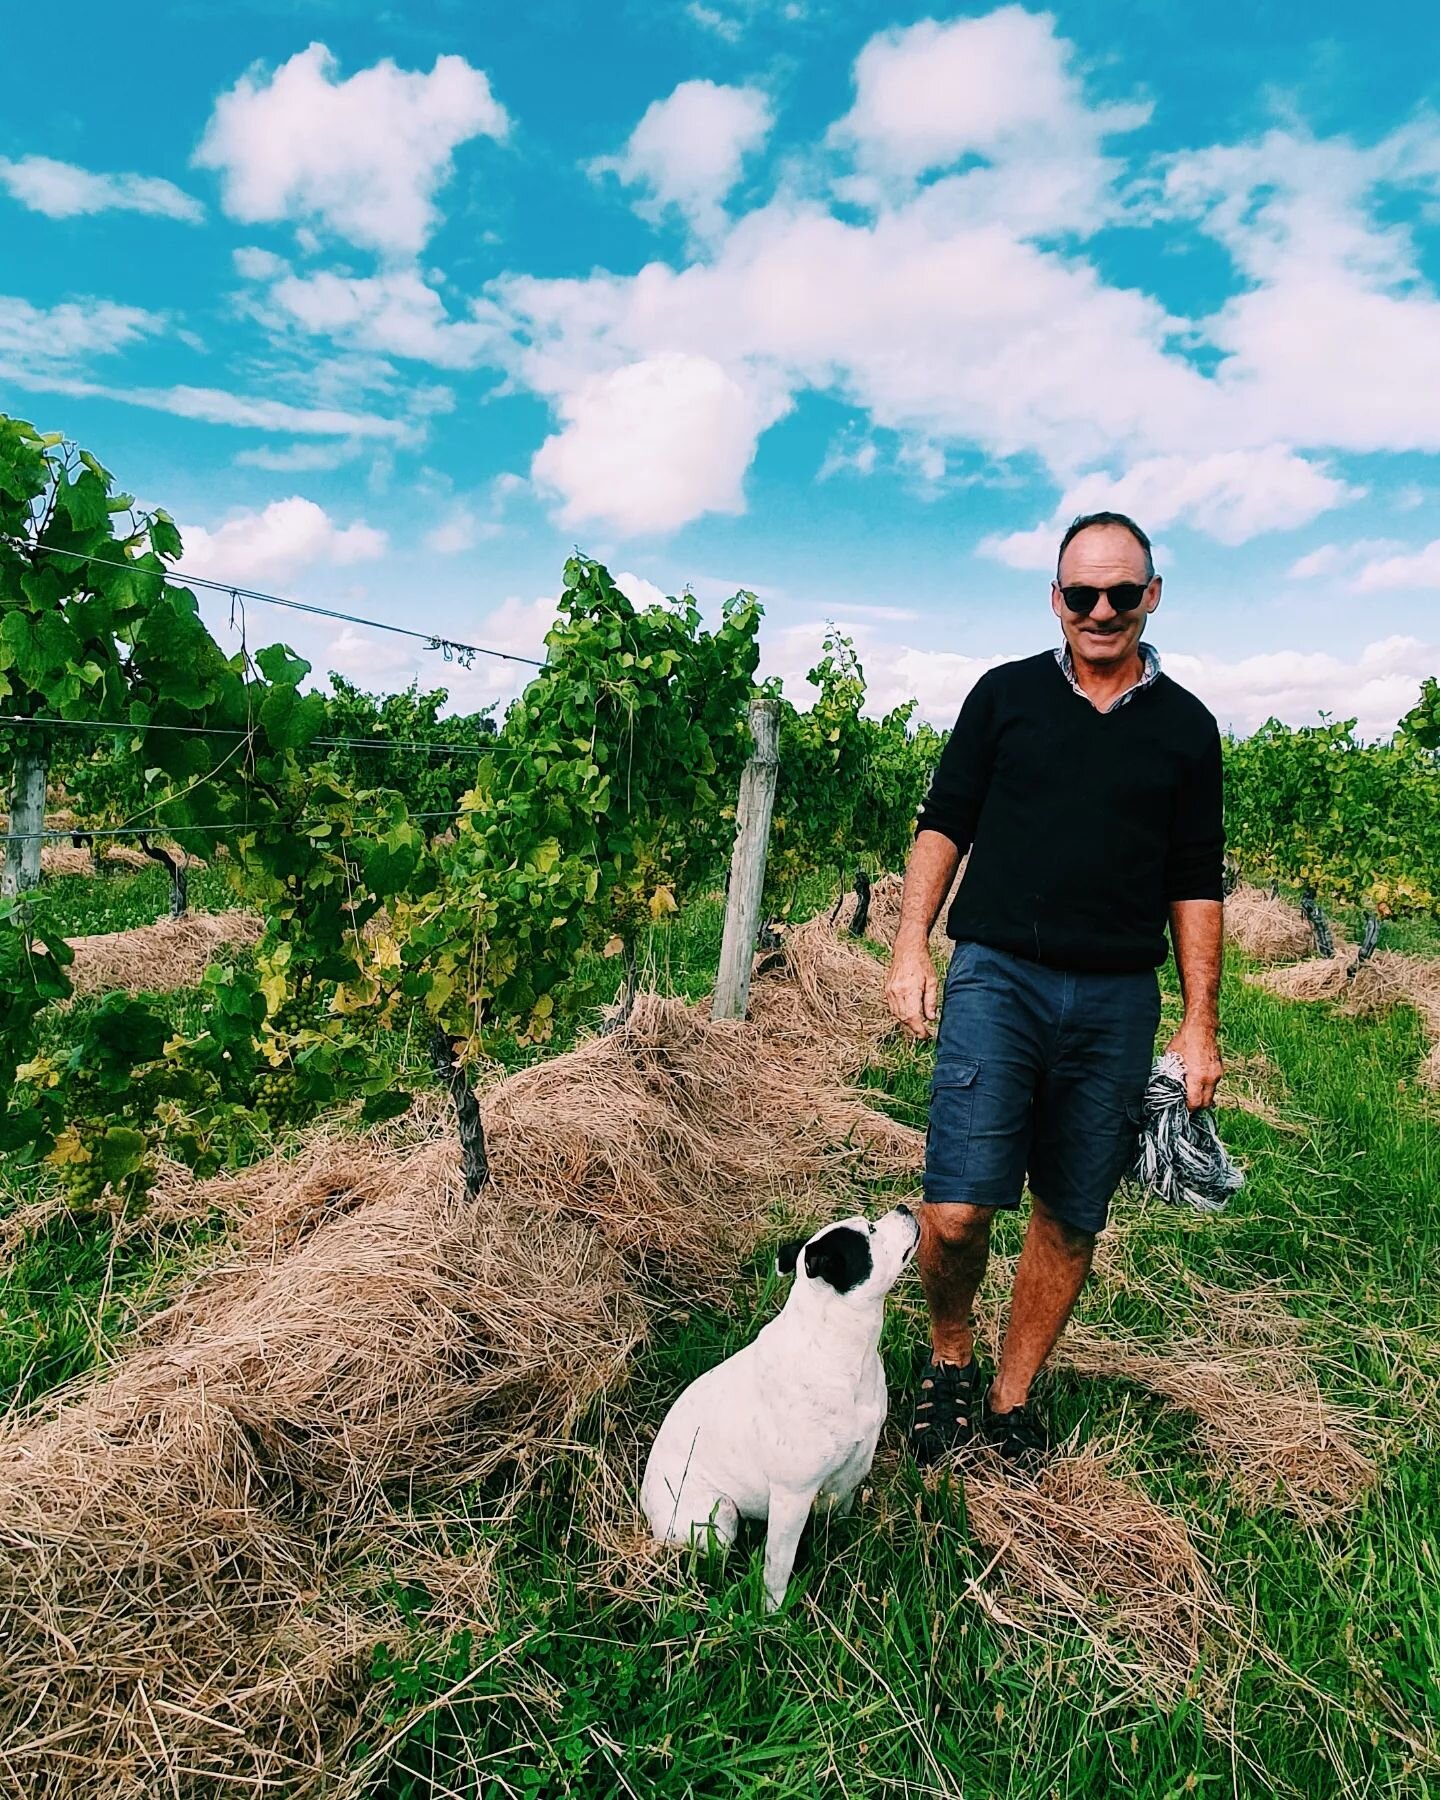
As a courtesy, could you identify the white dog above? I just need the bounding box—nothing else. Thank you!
[641,1205,920,1611]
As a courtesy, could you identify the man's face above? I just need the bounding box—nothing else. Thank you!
[1050,525,1162,668]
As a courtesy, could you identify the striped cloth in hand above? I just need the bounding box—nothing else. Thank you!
[1129,1051,1244,1213]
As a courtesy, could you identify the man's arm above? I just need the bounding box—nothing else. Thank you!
[1165,723,1226,1109]
[884,678,996,1039]
[885,830,962,1038]
[1167,899,1223,1109]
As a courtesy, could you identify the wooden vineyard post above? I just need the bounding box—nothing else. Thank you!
[2,745,46,898]
[712,697,780,1021]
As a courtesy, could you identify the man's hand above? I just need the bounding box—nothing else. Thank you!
[1166,1019,1223,1110]
[885,942,938,1039]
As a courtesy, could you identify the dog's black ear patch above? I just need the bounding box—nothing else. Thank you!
[802,1225,873,1295]
[775,1237,806,1276]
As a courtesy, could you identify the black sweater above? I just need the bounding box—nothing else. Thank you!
[917,651,1224,972]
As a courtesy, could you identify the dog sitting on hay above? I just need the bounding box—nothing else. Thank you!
[642,1204,919,1610]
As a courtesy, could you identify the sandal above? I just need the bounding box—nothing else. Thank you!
[982,1398,1049,1468]
[909,1355,983,1466]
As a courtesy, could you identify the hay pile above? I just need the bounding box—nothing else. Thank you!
[1250,944,1440,1090]
[1,916,919,1793]
[1346,951,1440,1090]
[960,1438,1233,1699]
[0,1122,640,1796]
[487,922,918,1295]
[1224,885,1314,963]
[1057,1327,1376,1523]
[1,835,207,883]
[1251,952,1356,1003]
[37,842,92,878]
[833,862,965,952]
[65,911,263,997]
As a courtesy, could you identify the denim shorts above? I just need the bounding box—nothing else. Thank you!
[922,940,1161,1234]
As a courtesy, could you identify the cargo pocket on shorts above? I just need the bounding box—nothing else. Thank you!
[926,1058,981,1177]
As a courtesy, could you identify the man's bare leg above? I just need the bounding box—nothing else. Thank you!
[988,1195,1094,1413]
[918,1202,995,1365]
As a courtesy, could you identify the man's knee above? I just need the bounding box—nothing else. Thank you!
[1029,1191,1097,1257]
[921,1201,996,1253]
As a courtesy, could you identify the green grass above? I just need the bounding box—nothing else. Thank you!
[35,860,241,935]
[365,956,1440,1800]
[3,868,1438,1797]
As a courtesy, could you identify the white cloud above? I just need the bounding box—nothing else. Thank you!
[236,253,496,368]
[0,294,422,443]
[1163,636,1434,739]
[818,433,879,481]
[761,617,1012,724]
[613,570,671,609]
[530,352,785,534]
[686,3,743,42]
[19,371,418,441]
[981,448,1362,567]
[175,497,388,584]
[0,155,203,222]
[312,593,558,709]
[831,8,1149,184]
[1282,538,1408,583]
[1353,540,1440,591]
[485,63,1440,544]
[1160,120,1440,454]
[234,440,364,472]
[765,618,1432,741]
[424,505,502,554]
[1287,544,1343,581]
[497,191,1212,508]
[195,43,509,256]
[0,294,167,372]
[592,80,773,238]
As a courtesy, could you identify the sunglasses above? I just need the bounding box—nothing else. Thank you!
[1057,582,1151,616]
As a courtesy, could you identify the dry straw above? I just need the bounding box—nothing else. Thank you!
[64,910,264,998]
[1,838,205,882]
[958,1437,1234,1702]
[487,919,920,1296]
[1251,944,1440,1091]
[0,916,918,1794]
[1,1120,641,1797]
[1223,885,1315,964]
[1057,1326,1377,1524]
[833,863,965,952]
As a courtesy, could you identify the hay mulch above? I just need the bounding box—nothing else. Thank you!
[1224,885,1315,963]
[833,862,965,953]
[35,843,92,878]
[1251,951,1356,1004]
[1,915,921,1794]
[958,1437,1234,1702]
[1,1115,640,1798]
[1250,945,1440,1091]
[63,911,264,998]
[1057,1324,1376,1524]
[487,920,919,1297]
[1345,951,1440,1093]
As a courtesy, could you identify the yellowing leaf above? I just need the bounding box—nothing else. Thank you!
[648,884,677,920]
[602,935,625,958]
[46,1127,91,1169]
[16,1056,60,1089]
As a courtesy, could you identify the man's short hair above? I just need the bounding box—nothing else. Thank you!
[1056,510,1155,581]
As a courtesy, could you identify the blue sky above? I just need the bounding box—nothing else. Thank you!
[4,0,1440,735]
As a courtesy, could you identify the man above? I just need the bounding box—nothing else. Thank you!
[884,510,1224,1466]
